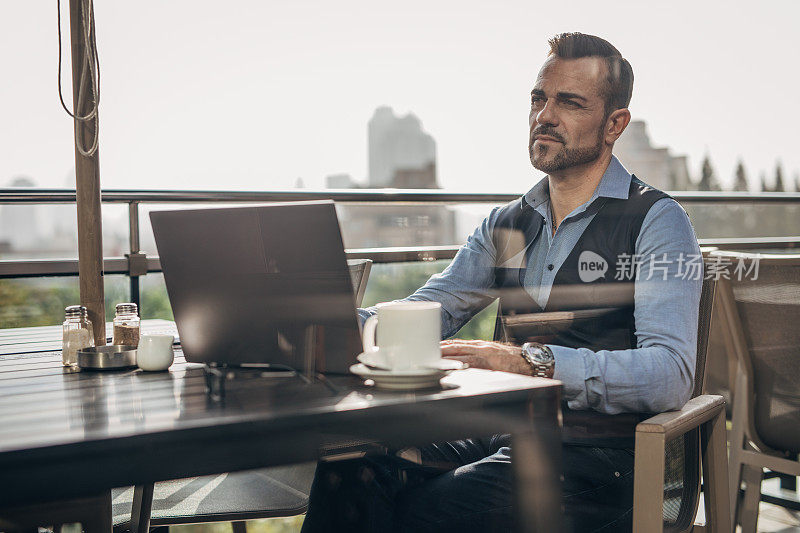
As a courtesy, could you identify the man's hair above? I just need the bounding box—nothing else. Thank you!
[547,32,633,114]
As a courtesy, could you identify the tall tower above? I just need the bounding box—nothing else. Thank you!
[367,106,437,188]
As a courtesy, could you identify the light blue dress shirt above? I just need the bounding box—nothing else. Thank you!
[361,156,702,415]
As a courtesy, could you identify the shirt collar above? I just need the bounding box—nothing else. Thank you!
[523,155,632,213]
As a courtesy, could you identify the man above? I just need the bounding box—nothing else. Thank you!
[302,32,701,532]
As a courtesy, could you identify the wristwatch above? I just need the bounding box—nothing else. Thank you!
[520,342,555,378]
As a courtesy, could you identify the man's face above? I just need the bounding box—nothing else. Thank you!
[528,56,611,174]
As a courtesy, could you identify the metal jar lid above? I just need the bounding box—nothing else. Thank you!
[65,305,88,318]
[115,302,138,315]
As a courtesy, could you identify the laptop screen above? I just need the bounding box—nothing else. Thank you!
[150,201,362,373]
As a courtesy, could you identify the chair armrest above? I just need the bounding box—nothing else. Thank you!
[636,395,725,441]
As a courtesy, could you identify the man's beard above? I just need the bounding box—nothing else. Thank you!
[530,130,603,173]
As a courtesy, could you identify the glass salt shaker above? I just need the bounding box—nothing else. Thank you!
[113,302,140,346]
[62,305,94,366]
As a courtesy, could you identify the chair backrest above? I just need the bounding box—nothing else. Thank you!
[693,264,717,398]
[661,265,716,532]
[347,259,373,308]
[714,251,800,455]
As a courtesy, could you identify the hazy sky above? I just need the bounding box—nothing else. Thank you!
[3,1,800,192]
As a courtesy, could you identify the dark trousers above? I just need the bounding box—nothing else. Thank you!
[301,435,635,533]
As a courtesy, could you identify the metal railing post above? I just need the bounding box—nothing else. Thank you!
[127,201,146,309]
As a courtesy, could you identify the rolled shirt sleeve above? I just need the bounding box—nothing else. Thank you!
[550,198,702,414]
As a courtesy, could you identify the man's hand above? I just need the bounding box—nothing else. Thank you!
[440,339,532,376]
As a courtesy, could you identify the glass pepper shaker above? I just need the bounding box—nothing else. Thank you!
[62,305,94,366]
[113,303,140,346]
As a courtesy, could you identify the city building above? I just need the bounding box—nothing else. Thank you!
[331,107,455,249]
[0,177,42,253]
[614,120,692,190]
[367,106,437,188]
[0,175,127,259]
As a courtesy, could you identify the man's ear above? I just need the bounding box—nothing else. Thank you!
[605,108,631,144]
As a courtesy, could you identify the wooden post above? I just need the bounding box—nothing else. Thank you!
[68,0,105,345]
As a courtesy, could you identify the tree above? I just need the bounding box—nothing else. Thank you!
[759,172,769,192]
[733,160,749,192]
[794,172,800,192]
[697,155,721,191]
[774,161,785,192]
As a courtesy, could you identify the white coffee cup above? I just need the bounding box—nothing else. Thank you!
[362,301,441,371]
[136,334,175,371]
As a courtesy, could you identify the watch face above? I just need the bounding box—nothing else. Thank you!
[528,346,554,365]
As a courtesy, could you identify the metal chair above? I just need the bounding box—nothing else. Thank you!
[115,259,372,532]
[712,252,800,532]
[497,261,730,532]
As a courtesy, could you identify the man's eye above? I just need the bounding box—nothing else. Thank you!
[531,96,544,105]
[562,100,581,108]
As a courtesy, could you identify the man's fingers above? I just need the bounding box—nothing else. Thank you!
[441,344,479,356]
[443,355,473,365]
[443,355,471,361]
[440,339,483,346]
[443,354,489,369]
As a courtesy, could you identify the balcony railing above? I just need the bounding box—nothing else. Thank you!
[2,188,799,307]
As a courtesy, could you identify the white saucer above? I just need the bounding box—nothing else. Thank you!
[356,352,464,375]
[350,359,467,390]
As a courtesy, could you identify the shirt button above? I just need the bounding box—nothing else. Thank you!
[547,264,554,271]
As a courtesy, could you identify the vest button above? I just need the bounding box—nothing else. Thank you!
[547,264,554,271]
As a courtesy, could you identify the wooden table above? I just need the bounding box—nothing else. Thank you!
[0,323,563,532]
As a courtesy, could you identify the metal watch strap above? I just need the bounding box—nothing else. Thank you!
[519,346,549,377]
[521,343,553,378]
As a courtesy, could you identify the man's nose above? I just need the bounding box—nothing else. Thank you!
[534,100,558,127]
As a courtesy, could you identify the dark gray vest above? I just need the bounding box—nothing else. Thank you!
[491,176,670,446]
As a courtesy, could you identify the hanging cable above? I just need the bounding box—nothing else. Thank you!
[57,0,101,157]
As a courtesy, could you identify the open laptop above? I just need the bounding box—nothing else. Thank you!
[150,201,363,374]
